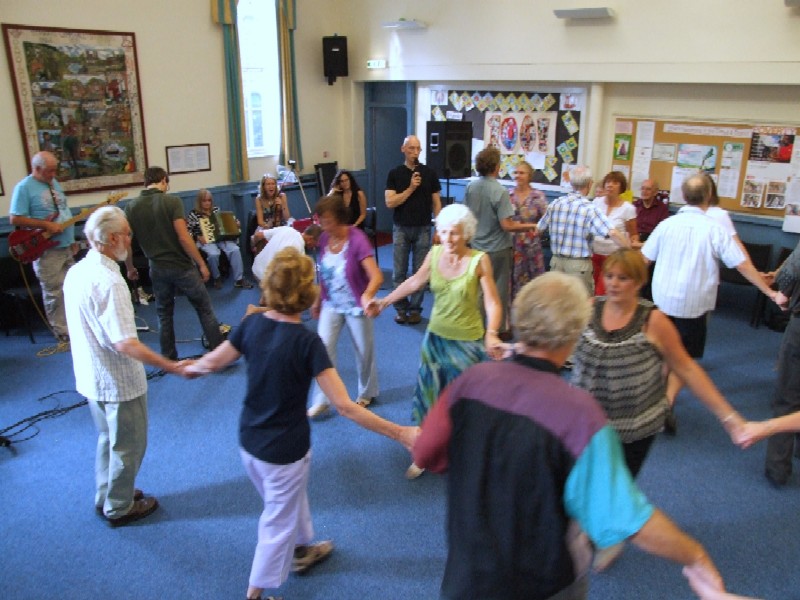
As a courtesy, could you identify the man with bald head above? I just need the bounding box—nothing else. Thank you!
[634,178,669,300]
[385,134,442,324]
[634,178,669,243]
[10,151,76,343]
[642,172,778,430]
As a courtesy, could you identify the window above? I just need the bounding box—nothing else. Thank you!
[238,0,280,157]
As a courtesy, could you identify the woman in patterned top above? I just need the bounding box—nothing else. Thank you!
[571,249,744,571]
[509,161,548,301]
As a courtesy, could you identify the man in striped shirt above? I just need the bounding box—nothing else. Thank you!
[537,165,623,294]
[642,173,777,426]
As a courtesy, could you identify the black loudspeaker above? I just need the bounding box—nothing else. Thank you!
[426,121,473,179]
[322,36,348,85]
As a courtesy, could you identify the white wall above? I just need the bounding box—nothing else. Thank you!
[3,0,800,214]
[0,0,355,214]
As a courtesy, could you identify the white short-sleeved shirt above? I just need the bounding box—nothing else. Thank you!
[591,197,636,256]
[64,249,146,402]
[642,206,745,318]
[706,206,738,237]
[252,226,306,282]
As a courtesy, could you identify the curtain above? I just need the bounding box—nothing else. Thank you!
[211,0,249,182]
[277,0,303,170]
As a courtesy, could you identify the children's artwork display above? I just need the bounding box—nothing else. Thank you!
[430,89,584,186]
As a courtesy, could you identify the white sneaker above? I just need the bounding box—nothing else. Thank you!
[292,540,333,574]
[307,402,330,419]
[405,462,425,479]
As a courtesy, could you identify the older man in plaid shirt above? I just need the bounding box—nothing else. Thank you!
[537,165,623,294]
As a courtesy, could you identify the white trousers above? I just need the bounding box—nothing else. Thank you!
[310,304,378,408]
[240,448,314,589]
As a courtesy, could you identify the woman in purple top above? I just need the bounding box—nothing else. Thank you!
[308,194,383,418]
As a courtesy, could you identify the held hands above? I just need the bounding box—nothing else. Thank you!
[171,359,200,379]
[126,267,139,282]
[682,554,725,600]
[364,298,385,318]
[409,172,422,191]
[774,290,789,311]
[733,420,774,449]
[484,332,508,361]
[398,425,422,452]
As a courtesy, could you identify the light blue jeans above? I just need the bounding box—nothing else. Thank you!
[309,304,378,409]
[89,394,148,518]
[198,240,244,281]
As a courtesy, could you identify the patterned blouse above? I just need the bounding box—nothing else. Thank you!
[571,299,668,443]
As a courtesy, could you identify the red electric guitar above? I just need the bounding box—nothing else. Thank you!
[8,191,127,263]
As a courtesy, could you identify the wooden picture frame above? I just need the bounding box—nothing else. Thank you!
[2,24,147,194]
[165,143,211,175]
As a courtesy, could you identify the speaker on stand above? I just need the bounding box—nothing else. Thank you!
[426,121,473,203]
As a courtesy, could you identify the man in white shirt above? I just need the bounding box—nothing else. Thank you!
[251,224,321,282]
[64,206,191,527]
[642,173,777,429]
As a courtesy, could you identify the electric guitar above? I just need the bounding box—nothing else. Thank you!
[8,191,128,263]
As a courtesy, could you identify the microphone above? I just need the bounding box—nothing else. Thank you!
[413,158,420,173]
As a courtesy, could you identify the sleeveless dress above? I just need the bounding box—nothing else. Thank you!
[571,299,668,443]
[412,246,488,424]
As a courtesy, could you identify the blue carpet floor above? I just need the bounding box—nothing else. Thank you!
[2,245,799,599]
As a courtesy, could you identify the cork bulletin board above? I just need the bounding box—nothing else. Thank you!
[611,117,800,218]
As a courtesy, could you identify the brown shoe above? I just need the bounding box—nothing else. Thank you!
[96,489,144,515]
[213,278,223,290]
[406,312,422,325]
[234,278,254,289]
[106,496,159,527]
[394,311,408,324]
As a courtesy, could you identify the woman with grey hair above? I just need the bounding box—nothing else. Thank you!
[367,203,503,478]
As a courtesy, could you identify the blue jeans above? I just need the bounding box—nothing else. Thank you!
[150,265,222,359]
[392,224,431,314]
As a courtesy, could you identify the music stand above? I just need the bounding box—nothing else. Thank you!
[290,161,313,216]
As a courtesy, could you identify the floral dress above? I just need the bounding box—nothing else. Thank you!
[509,187,548,300]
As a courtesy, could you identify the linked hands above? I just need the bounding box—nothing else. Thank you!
[169,359,200,379]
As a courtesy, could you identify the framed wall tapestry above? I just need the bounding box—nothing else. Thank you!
[2,24,148,193]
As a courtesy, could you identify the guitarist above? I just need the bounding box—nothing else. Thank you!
[9,151,76,344]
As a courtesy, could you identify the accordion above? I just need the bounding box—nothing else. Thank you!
[199,211,240,243]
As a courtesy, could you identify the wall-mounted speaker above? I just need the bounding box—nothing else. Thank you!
[426,121,473,179]
[323,36,348,85]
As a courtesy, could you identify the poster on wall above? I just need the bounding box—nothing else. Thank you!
[2,23,147,193]
[434,89,583,187]
[484,111,557,157]
[744,127,796,210]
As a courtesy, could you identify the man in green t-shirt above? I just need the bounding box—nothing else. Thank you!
[124,167,222,359]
